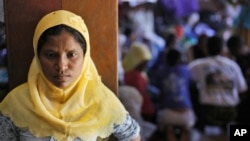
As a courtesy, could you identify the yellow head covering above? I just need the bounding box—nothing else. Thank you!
[122,42,152,72]
[0,10,127,141]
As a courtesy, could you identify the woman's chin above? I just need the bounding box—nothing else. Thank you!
[53,81,70,89]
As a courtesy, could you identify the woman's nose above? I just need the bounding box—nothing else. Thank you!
[56,56,68,72]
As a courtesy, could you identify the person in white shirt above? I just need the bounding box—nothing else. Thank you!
[188,35,248,132]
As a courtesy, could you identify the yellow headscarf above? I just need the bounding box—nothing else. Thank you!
[0,10,127,141]
[122,42,152,72]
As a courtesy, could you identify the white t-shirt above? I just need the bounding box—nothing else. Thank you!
[188,55,248,106]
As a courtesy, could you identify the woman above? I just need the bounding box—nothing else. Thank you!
[0,10,140,141]
[122,42,156,123]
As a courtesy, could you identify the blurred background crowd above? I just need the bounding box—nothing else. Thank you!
[118,0,250,141]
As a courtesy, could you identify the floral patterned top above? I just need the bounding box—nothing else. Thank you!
[0,113,140,141]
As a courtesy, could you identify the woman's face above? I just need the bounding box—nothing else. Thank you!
[38,31,84,88]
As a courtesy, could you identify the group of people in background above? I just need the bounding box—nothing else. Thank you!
[118,0,250,141]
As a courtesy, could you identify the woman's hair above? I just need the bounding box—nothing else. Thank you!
[207,35,223,56]
[165,49,181,66]
[37,24,87,55]
[226,34,244,55]
[165,33,176,48]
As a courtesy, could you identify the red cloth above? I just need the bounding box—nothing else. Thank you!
[124,70,155,116]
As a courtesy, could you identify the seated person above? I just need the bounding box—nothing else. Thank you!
[154,49,196,141]
[122,42,156,123]
[0,10,140,141]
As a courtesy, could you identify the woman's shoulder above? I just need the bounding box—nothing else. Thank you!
[6,83,29,97]
[0,83,30,109]
[113,114,140,141]
[10,83,29,92]
[0,112,19,140]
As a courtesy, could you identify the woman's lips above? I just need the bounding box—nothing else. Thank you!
[54,75,70,81]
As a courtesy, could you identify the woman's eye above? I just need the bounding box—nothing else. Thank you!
[68,52,78,58]
[45,52,57,58]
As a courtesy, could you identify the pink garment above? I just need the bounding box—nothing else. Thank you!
[124,70,155,116]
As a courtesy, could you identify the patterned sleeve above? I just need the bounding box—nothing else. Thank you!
[0,113,19,141]
[113,114,140,141]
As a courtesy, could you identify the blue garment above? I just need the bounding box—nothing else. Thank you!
[155,64,192,109]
